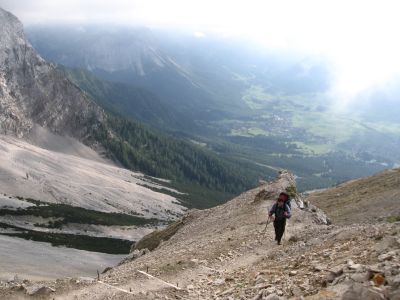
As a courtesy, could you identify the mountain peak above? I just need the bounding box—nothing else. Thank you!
[0,7,104,140]
[0,7,28,59]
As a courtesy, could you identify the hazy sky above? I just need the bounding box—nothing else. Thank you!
[1,0,400,105]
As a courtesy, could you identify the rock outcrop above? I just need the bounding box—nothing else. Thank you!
[0,7,104,142]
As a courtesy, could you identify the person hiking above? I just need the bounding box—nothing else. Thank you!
[268,194,291,245]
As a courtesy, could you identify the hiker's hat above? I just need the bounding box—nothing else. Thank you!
[279,192,289,200]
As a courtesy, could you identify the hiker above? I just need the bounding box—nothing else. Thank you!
[268,193,291,245]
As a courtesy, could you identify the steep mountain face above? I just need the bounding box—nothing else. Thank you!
[27,26,220,116]
[3,170,398,299]
[0,8,104,141]
[27,26,170,76]
[60,66,196,132]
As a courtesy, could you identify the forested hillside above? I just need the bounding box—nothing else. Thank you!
[91,114,274,207]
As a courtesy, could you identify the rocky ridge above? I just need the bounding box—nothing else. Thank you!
[1,170,398,299]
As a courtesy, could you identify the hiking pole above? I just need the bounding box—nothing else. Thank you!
[262,216,272,236]
[259,216,272,245]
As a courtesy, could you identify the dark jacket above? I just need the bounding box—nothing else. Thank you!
[269,202,291,220]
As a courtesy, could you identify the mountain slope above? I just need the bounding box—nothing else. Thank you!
[60,67,196,132]
[0,134,184,217]
[5,170,398,299]
[0,7,276,208]
[306,168,400,224]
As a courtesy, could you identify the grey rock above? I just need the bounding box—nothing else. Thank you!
[378,251,396,262]
[220,287,234,296]
[389,289,400,300]
[264,293,281,300]
[313,264,326,272]
[324,272,337,283]
[329,265,345,276]
[78,277,95,284]
[347,260,364,272]
[293,195,305,209]
[256,276,266,284]
[391,274,400,287]
[373,236,399,252]
[265,286,276,294]
[252,290,264,300]
[342,283,385,300]
[24,284,55,296]
[213,278,225,286]
[291,285,302,296]
[305,204,331,224]
[10,284,24,291]
[190,258,199,264]
[7,274,22,284]
[350,272,368,283]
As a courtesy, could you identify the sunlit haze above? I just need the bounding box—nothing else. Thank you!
[2,0,400,105]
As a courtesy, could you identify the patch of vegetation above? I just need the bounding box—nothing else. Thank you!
[0,222,131,254]
[102,266,113,274]
[34,220,64,229]
[134,219,185,251]
[285,185,298,199]
[0,198,162,227]
[387,216,400,223]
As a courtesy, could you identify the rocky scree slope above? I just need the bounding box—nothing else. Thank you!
[3,170,398,299]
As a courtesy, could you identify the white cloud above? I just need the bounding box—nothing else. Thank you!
[193,31,205,38]
[2,0,400,104]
